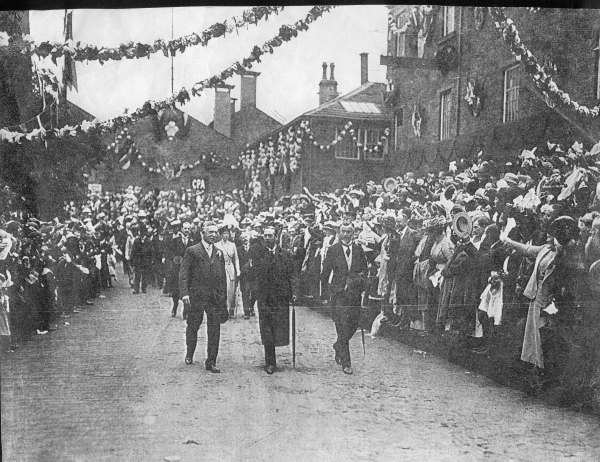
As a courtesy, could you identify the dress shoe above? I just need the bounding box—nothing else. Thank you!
[85,301,94,306]
[265,365,276,375]
[132,290,139,294]
[205,363,220,373]
[141,290,147,293]
[342,366,353,375]
[250,310,255,317]
[185,356,193,365]
[171,311,176,318]
[333,344,341,365]
[244,315,250,320]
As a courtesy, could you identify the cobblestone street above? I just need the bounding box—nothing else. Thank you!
[2,276,600,462]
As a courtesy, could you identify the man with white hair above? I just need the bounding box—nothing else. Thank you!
[179,221,227,372]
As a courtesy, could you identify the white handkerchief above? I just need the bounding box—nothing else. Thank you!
[543,301,558,315]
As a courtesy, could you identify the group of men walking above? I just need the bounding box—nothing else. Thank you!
[177,220,368,375]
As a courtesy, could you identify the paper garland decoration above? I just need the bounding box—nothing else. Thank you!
[15,7,286,65]
[1,6,337,145]
[488,7,600,118]
[238,120,392,179]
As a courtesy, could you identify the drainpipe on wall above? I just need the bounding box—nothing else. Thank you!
[455,6,462,139]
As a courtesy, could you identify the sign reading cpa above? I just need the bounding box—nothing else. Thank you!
[191,177,208,193]
[88,183,102,195]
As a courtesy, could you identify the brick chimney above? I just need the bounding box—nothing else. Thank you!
[214,85,234,138]
[319,62,339,106]
[230,97,237,117]
[360,53,369,85]
[241,71,260,111]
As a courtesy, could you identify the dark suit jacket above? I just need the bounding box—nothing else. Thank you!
[179,242,227,312]
[250,243,297,303]
[321,241,368,297]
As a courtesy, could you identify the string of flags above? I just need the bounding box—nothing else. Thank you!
[238,120,391,178]
[0,6,337,147]
[9,7,286,65]
[488,7,600,118]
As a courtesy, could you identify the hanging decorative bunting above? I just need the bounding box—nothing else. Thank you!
[488,7,600,118]
[2,6,337,145]
[17,6,286,64]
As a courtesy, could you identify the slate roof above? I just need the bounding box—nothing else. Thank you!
[303,82,389,121]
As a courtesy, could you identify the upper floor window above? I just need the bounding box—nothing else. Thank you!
[395,15,406,57]
[440,90,452,140]
[443,6,455,36]
[363,128,385,160]
[335,128,359,159]
[504,64,520,123]
[394,108,403,151]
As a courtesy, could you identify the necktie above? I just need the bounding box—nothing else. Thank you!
[345,246,351,258]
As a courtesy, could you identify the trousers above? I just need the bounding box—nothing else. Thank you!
[331,291,361,368]
[185,307,220,365]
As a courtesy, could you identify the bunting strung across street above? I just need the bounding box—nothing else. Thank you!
[1,5,337,146]
[487,7,600,118]
[238,120,391,179]
[11,7,286,64]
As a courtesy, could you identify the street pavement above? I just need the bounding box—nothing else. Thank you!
[2,274,600,462]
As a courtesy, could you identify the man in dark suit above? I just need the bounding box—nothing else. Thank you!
[179,221,227,373]
[131,226,154,294]
[250,226,297,374]
[168,221,194,318]
[321,223,368,375]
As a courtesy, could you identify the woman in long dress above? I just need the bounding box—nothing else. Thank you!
[215,225,240,318]
[501,216,579,373]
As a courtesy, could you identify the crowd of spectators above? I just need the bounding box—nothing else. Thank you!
[1,139,600,393]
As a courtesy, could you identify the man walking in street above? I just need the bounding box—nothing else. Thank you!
[166,220,194,318]
[179,221,227,373]
[321,223,368,375]
[131,225,154,294]
[250,226,297,374]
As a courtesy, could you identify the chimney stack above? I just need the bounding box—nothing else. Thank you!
[240,71,260,111]
[214,85,234,138]
[360,53,369,85]
[319,62,339,106]
[230,97,237,117]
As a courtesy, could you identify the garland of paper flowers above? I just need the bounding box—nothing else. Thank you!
[238,120,392,178]
[488,7,600,118]
[10,7,286,65]
[0,5,337,146]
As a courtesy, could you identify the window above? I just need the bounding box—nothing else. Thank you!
[335,128,359,159]
[364,128,384,160]
[443,6,455,36]
[504,64,520,123]
[439,90,452,140]
[394,109,403,151]
[395,16,405,57]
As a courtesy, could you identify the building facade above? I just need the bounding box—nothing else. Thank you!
[245,55,396,196]
[383,6,600,174]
